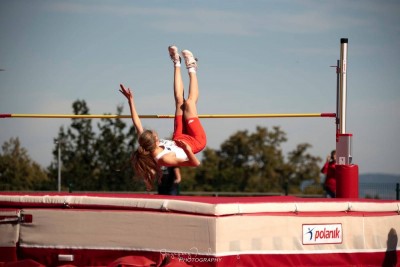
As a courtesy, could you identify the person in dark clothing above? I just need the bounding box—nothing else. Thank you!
[158,166,181,195]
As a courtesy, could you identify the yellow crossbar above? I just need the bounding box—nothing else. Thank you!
[1,113,336,119]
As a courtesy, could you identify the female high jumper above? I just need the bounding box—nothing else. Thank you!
[119,45,207,190]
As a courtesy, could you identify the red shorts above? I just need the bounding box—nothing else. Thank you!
[172,115,207,154]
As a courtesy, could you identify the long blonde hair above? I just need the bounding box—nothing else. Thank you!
[132,130,161,190]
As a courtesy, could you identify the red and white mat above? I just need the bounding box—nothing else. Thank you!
[0,192,399,267]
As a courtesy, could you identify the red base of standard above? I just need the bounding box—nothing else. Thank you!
[336,164,359,198]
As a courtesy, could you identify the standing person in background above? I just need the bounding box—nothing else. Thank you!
[158,166,181,195]
[321,150,336,198]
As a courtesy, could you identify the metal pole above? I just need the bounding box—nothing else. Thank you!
[339,38,348,134]
[335,59,340,138]
[57,140,61,192]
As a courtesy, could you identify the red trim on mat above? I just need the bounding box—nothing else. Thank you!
[0,247,17,262]
[17,247,399,267]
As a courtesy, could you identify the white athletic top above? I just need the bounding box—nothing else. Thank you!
[155,139,188,161]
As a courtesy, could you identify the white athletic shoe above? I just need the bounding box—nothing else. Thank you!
[182,50,198,70]
[168,45,181,65]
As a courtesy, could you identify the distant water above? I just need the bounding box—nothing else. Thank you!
[359,183,399,199]
[358,173,400,200]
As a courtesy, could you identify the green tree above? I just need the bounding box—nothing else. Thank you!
[47,100,322,194]
[49,100,97,191]
[48,100,144,191]
[182,126,322,195]
[94,105,141,191]
[285,143,323,195]
[0,137,50,190]
[183,147,221,192]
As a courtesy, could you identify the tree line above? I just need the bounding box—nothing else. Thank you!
[0,100,324,195]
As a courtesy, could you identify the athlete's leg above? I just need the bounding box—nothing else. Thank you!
[168,45,184,116]
[174,49,207,152]
[181,50,198,119]
[168,45,186,138]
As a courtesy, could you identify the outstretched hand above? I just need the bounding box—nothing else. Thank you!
[119,84,144,135]
[119,84,133,100]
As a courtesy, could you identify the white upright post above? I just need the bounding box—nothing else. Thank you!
[339,38,348,134]
[335,38,359,198]
[337,38,352,165]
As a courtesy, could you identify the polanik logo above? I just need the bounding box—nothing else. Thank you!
[302,223,343,245]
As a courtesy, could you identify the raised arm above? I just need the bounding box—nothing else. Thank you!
[119,84,144,135]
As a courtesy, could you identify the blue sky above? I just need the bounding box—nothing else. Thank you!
[0,0,399,175]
